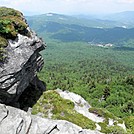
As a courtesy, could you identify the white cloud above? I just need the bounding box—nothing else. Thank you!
[117,0,134,3]
[0,0,134,15]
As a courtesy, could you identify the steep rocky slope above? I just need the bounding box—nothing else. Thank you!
[0,7,133,134]
[0,7,46,104]
[0,7,102,134]
[32,89,127,134]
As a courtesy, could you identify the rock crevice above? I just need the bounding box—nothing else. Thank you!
[0,103,102,134]
[0,7,125,134]
[0,26,46,104]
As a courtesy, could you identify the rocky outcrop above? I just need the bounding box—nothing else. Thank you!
[56,89,126,133]
[0,7,127,134]
[0,104,101,134]
[56,89,104,123]
[0,27,46,104]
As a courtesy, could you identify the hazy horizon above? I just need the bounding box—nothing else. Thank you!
[24,10,134,17]
[0,0,134,16]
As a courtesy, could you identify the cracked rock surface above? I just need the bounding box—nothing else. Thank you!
[0,28,46,104]
[0,104,102,134]
[56,89,104,123]
[0,8,103,134]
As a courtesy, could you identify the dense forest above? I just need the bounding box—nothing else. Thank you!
[0,6,134,133]
[27,13,134,47]
[45,22,134,44]
[27,20,134,46]
[37,39,134,118]
[27,13,134,118]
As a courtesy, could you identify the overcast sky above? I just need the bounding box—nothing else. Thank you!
[0,0,134,15]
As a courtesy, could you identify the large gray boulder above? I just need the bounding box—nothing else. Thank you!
[0,27,46,104]
[0,104,102,134]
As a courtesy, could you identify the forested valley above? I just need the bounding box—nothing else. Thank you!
[27,13,134,118]
[37,40,134,118]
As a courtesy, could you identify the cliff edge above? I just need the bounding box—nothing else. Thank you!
[0,7,129,134]
[0,7,101,134]
[0,7,46,104]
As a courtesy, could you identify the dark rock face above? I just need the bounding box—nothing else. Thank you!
[18,76,46,110]
[0,27,46,104]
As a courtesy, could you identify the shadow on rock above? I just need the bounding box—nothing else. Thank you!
[17,76,46,111]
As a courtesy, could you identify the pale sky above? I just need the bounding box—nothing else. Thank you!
[0,0,134,15]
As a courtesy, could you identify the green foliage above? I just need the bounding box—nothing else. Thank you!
[0,7,29,39]
[27,15,134,46]
[0,36,8,47]
[124,116,134,133]
[124,76,134,86]
[0,7,22,17]
[0,36,8,61]
[32,90,96,130]
[0,19,17,38]
[98,122,126,134]
[0,47,6,61]
[122,39,134,48]
[89,107,122,123]
[0,7,30,62]
[28,12,134,131]
[37,40,134,118]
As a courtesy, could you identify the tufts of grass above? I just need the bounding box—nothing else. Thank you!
[0,7,22,17]
[0,36,8,61]
[89,107,123,124]
[98,122,126,134]
[0,36,8,47]
[0,7,29,39]
[32,90,96,130]
[0,7,30,62]
[89,107,130,133]
[123,116,134,134]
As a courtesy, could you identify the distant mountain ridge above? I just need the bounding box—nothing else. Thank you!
[26,12,126,29]
[26,13,134,46]
[27,11,134,28]
[74,11,134,25]
[103,11,134,22]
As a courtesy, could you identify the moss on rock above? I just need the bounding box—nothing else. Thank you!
[0,7,29,39]
[0,36,8,47]
[0,36,8,61]
[32,90,96,130]
[0,7,22,17]
[98,122,126,134]
[124,116,134,134]
[89,107,123,124]
[0,7,30,62]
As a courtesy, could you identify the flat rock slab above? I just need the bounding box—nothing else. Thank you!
[0,104,102,134]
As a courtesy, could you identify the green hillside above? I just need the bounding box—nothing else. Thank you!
[37,39,134,118]
[102,11,134,26]
[27,13,134,132]
[26,13,124,29]
[27,14,134,47]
